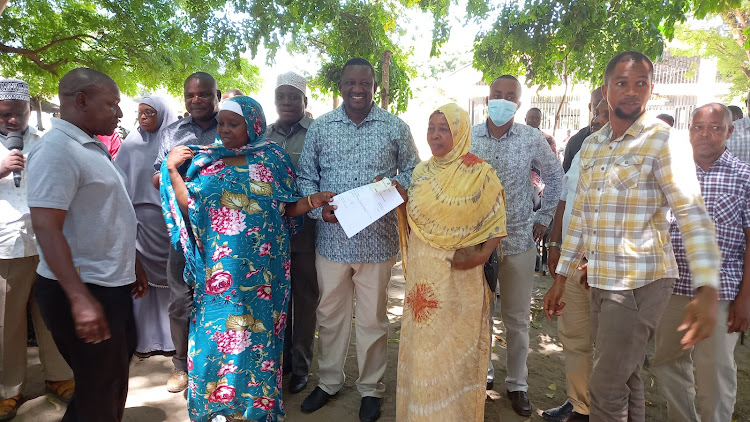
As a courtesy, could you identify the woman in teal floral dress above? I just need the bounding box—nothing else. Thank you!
[160,96,333,422]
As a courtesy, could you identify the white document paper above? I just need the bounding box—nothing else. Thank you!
[331,178,405,238]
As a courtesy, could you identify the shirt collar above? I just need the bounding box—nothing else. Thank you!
[595,111,655,144]
[182,114,218,131]
[50,117,100,146]
[702,149,734,173]
[482,119,517,140]
[269,114,313,135]
[332,103,384,125]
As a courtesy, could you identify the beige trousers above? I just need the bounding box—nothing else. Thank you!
[0,256,71,398]
[314,253,397,398]
[652,295,739,422]
[589,278,674,422]
[557,266,592,415]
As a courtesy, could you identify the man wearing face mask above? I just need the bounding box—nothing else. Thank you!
[470,74,563,417]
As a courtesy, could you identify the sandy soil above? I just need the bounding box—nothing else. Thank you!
[12,261,750,421]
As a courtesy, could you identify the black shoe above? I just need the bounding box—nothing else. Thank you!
[486,380,494,390]
[301,387,335,413]
[565,412,590,421]
[359,396,382,422]
[542,399,574,421]
[507,390,532,417]
[289,374,308,394]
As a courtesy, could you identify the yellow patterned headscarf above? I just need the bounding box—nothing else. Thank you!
[406,103,507,250]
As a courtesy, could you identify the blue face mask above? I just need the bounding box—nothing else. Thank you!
[487,99,518,127]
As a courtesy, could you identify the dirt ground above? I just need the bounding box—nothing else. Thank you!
[12,261,750,421]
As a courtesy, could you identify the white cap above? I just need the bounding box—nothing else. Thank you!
[275,72,307,95]
[219,99,244,117]
[0,78,30,102]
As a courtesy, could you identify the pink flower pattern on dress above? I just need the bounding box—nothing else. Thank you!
[217,363,238,377]
[256,285,272,300]
[260,359,275,372]
[205,270,233,295]
[274,312,287,337]
[200,159,226,176]
[207,384,236,403]
[210,206,247,236]
[211,246,233,262]
[283,259,291,280]
[212,329,252,355]
[253,397,275,411]
[258,242,272,256]
[248,164,274,183]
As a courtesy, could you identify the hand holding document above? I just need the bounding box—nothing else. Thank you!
[331,178,405,238]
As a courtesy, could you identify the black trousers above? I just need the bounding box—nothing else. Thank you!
[284,216,320,376]
[34,275,135,422]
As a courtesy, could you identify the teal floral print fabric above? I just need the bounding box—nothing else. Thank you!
[160,96,302,421]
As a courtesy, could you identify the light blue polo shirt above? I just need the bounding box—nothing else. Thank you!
[27,118,137,287]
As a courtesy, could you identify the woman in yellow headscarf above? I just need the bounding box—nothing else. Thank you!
[395,103,506,422]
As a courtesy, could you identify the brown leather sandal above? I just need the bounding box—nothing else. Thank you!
[0,394,23,421]
[46,379,75,403]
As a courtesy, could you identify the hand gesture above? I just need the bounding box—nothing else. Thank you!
[309,191,336,208]
[727,292,750,333]
[132,258,149,299]
[166,146,194,170]
[0,150,25,179]
[71,294,111,344]
[448,246,483,270]
[544,275,567,321]
[321,203,338,223]
[533,223,547,242]
[391,180,408,203]
[679,286,718,349]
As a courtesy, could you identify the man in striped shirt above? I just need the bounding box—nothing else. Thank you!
[652,103,750,422]
[544,51,721,421]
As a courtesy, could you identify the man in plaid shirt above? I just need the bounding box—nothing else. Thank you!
[726,91,750,164]
[652,103,750,422]
[544,51,721,421]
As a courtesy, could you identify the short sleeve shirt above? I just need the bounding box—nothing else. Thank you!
[0,127,41,258]
[27,118,137,287]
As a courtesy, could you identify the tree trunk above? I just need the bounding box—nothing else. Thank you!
[33,96,44,131]
[552,74,568,138]
[0,0,8,17]
[333,95,339,109]
[381,50,392,110]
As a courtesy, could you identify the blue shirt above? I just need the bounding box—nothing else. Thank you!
[297,104,419,263]
[470,121,563,255]
[153,115,218,173]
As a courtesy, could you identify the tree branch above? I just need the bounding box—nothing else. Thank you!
[35,33,99,54]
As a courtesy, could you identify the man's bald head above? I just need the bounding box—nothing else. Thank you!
[58,67,122,137]
[59,68,117,99]
[691,103,733,126]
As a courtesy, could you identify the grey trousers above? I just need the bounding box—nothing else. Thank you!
[283,217,319,376]
[167,246,192,372]
[589,278,674,422]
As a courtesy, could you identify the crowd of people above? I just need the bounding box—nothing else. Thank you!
[0,49,746,422]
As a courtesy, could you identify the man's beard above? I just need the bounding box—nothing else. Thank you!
[614,106,644,120]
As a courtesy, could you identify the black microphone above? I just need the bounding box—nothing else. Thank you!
[6,132,24,188]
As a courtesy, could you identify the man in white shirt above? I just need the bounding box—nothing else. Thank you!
[0,78,73,420]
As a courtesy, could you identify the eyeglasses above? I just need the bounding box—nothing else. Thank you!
[138,109,157,117]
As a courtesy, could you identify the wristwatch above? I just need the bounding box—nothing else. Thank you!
[545,241,562,249]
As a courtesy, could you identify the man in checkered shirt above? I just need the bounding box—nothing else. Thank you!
[726,91,750,164]
[545,51,721,421]
[652,103,750,422]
